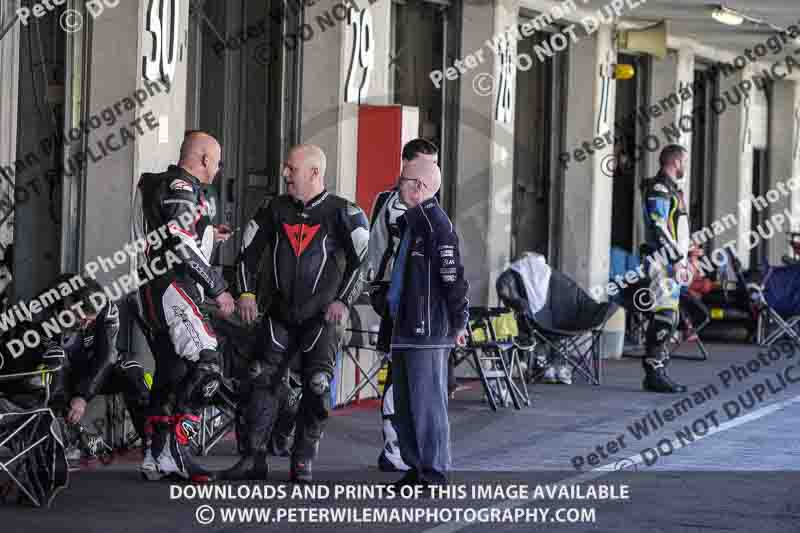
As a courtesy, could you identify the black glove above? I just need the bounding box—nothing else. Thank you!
[369,282,390,317]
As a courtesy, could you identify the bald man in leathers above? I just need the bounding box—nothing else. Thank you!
[226,144,370,482]
[388,158,469,486]
[136,131,235,482]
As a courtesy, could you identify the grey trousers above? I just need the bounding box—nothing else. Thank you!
[391,348,451,481]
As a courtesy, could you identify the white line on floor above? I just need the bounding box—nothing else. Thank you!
[422,393,800,533]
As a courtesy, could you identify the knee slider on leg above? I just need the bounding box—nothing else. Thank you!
[308,372,330,396]
[185,350,222,406]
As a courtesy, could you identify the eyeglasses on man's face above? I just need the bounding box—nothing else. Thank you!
[399,177,425,191]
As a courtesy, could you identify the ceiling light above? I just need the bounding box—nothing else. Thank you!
[712,5,744,26]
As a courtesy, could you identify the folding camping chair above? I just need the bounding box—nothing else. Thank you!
[496,262,617,385]
[0,363,68,508]
[451,306,531,410]
[720,248,800,349]
[341,327,389,405]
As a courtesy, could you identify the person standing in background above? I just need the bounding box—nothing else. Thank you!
[366,139,439,472]
[388,157,468,486]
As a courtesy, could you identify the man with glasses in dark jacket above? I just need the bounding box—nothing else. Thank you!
[388,157,468,486]
[367,138,438,472]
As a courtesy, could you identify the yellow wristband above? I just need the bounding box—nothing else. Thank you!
[239,292,256,300]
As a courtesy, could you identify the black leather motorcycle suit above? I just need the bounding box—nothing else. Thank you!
[236,190,369,459]
[133,165,226,477]
[61,301,149,439]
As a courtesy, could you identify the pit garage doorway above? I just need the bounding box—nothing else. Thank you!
[610,53,650,255]
[391,0,460,212]
[186,0,300,267]
[690,61,719,248]
[510,16,566,266]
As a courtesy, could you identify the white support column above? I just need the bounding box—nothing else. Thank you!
[675,47,695,200]
[793,84,800,230]
[560,25,615,294]
[710,70,752,266]
[301,0,391,198]
[0,1,20,267]
[453,0,517,306]
[768,79,800,263]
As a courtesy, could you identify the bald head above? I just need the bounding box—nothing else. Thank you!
[283,144,327,203]
[398,157,441,208]
[402,158,441,196]
[178,131,222,184]
[290,144,327,179]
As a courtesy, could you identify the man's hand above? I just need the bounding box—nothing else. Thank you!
[454,328,468,347]
[325,300,349,324]
[238,294,258,324]
[67,397,87,424]
[214,224,234,243]
[215,291,235,317]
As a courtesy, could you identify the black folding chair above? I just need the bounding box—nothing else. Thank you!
[496,267,617,385]
[451,306,530,410]
[720,249,800,350]
[341,328,389,405]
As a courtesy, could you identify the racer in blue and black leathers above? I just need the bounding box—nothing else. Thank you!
[231,184,369,481]
[640,145,691,393]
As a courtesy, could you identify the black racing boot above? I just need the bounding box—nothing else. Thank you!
[220,452,270,481]
[392,470,420,489]
[268,431,293,457]
[170,414,215,482]
[290,457,313,483]
[643,361,687,393]
[141,415,213,482]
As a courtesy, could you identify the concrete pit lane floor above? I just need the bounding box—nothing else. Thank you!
[1,341,799,532]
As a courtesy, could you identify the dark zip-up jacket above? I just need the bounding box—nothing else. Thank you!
[236,190,370,325]
[390,197,469,349]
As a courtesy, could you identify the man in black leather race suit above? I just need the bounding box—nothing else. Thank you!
[47,277,150,443]
[133,131,236,481]
[225,144,369,482]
